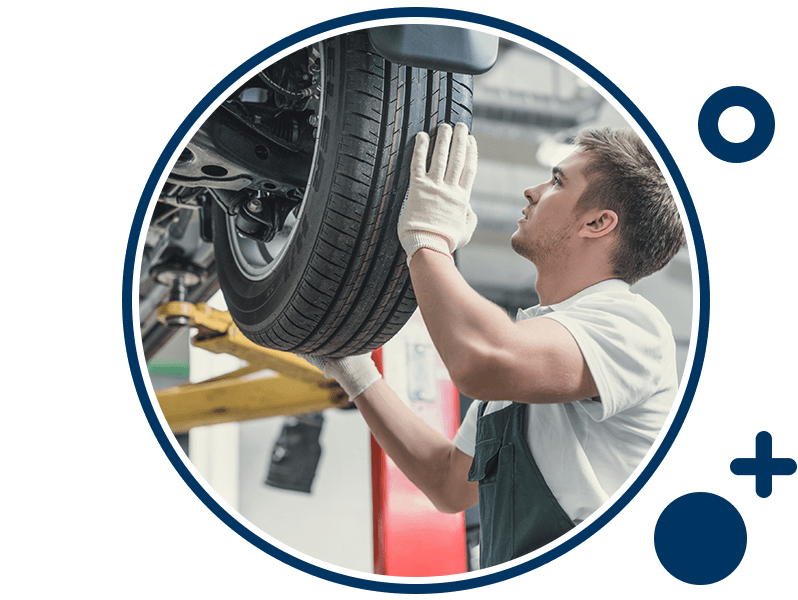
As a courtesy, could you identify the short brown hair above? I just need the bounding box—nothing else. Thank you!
[574,128,686,284]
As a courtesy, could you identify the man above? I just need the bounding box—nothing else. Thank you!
[306,122,686,568]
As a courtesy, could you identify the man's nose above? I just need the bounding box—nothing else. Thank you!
[524,185,540,204]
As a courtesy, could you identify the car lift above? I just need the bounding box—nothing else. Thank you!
[154,301,342,433]
[153,301,467,576]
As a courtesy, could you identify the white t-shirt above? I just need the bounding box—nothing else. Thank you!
[453,279,678,523]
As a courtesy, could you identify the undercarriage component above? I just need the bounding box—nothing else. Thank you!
[165,44,317,247]
[166,44,318,198]
[150,260,207,327]
[368,25,498,74]
[166,104,314,193]
[233,190,301,244]
[209,188,302,244]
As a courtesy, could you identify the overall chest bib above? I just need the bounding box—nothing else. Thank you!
[467,402,575,568]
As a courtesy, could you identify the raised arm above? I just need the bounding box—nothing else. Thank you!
[409,249,598,404]
[397,123,598,404]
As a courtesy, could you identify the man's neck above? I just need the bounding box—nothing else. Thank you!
[534,260,616,306]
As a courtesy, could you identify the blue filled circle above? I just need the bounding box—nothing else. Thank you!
[698,86,775,163]
[655,493,747,585]
[122,8,710,592]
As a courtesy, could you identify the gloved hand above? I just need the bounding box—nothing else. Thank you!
[398,122,478,265]
[299,353,381,402]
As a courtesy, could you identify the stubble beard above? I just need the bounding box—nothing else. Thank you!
[511,225,572,267]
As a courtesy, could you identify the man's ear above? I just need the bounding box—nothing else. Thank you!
[579,209,618,239]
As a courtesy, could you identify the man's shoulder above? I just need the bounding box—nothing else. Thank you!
[560,281,670,333]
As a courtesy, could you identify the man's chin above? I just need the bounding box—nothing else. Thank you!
[509,233,527,258]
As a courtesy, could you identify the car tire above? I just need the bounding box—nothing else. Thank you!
[213,31,473,357]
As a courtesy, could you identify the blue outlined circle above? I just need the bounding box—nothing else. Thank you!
[698,86,775,163]
[123,8,709,592]
[655,493,746,584]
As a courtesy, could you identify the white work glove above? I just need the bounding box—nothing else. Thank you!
[299,353,381,402]
[398,122,478,265]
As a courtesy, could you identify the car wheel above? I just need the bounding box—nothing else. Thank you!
[213,31,473,357]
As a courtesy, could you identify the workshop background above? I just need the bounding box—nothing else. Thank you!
[146,36,693,574]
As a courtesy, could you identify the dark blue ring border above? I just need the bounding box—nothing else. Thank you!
[122,8,708,593]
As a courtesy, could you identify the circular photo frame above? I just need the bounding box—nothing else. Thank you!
[123,7,708,592]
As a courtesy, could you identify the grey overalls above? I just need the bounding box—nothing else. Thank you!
[467,402,575,568]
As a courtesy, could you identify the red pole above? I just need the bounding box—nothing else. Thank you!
[369,317,467,576]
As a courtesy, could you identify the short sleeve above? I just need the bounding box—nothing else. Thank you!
[542,292,675,421]
[453,400,480,456]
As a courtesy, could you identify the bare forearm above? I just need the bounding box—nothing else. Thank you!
[353,378,477,513]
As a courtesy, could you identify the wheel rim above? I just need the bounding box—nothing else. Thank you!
[227,210,300,280]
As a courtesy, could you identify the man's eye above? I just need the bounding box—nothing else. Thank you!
[552,176,562,186]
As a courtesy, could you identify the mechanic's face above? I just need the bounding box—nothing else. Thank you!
[511,149,591,264]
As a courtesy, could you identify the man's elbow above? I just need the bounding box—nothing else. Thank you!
[451,372,487,401]
[429,491,477,514]
[433,500,468,514]
[448,347,506,400]
[448,362,482,400]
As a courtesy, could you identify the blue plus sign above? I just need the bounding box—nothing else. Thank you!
[730,431,796,498]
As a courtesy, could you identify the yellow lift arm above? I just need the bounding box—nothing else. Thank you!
[154,301,343,433]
